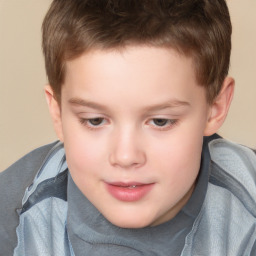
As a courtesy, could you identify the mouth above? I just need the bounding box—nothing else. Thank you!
[105,181,154,202]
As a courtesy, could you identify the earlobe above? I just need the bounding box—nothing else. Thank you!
[44,85,64,142]
[204,77,235,136]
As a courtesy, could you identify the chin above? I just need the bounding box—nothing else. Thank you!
[106,214,154,229]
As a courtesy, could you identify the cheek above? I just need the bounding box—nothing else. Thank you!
[62,116,104,162]
[64,137,104,198]
[63,128,112,190]
[65,137,104,173]
[149,125,204,184]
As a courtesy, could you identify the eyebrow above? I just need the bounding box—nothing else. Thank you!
[142,100,190,112]
[68,97,190,112]
[69,98,107,111]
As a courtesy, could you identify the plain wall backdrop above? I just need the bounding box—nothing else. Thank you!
[0,0,256,171]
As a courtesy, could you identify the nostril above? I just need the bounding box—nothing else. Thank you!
[109,151,146,168]
[109,130,146,168]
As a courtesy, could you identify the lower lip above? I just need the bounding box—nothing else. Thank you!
[105,183,154,202]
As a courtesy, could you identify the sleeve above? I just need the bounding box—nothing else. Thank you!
[251,239,256,256]
[0,141,59,256]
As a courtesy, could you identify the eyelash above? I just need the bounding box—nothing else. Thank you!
[79,118,178,131]
[147,118,178,131]
[79,117,107,130]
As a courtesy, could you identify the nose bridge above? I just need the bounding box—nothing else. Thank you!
[109,124,146,168]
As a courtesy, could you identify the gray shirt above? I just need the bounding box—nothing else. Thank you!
[2,136,256,255]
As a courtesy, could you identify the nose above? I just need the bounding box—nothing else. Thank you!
[109,127,146,169]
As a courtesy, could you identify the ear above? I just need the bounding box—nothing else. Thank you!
[44,85,64,142]
[204,77,235,136]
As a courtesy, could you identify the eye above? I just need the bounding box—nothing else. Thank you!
[148,118,178,130]
[152,119,169,126]
[79,117,107,128]
[88,118,105,126]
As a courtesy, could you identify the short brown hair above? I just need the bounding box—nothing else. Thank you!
[42,0,232,103]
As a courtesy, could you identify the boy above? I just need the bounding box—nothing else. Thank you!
[1,0,256,255]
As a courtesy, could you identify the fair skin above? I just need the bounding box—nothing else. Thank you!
[45,46,234,228]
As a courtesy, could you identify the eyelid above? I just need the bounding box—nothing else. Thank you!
[146,118,178,131]
[79,116,110,130]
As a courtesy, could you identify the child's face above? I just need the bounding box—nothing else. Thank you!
[57,46,212,228]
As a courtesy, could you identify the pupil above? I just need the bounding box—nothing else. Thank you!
[154,119,167,126]
[90,118,102,125]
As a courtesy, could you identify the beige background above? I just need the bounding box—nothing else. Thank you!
[0,0,256,171]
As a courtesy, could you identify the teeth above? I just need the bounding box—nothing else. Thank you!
[129,185,137,188]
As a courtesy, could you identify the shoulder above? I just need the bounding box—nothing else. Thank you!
[0,141,60,255]
[0,141,60,195]
[1,141,60,174]
[209,137,256,169]
[183,138,256,255]
[209,138,256,193]
[208,138,256,215]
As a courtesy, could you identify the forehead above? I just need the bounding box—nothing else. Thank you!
[62,46,206,107]
[64,46,196,84]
